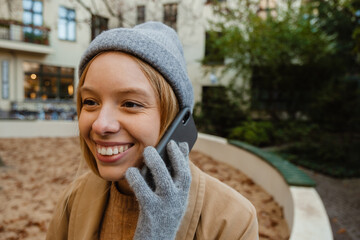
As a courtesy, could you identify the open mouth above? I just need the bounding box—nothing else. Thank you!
[96,144,133,156]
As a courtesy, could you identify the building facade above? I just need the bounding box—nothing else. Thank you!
[0,0,277,120]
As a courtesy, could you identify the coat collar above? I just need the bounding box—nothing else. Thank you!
[68,162,205,240]
[69,173,110,240]
[176,162,206,240]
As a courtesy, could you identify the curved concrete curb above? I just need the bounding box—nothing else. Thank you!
[229,140,315,187]
[193,133,333,240]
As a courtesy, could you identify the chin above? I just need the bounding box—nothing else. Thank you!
[98,168,127,182]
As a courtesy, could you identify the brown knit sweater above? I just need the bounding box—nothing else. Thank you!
[100,182,139,240]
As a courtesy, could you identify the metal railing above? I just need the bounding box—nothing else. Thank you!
[0,19,50,46]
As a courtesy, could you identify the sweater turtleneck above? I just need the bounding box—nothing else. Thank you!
[100,182,139,240]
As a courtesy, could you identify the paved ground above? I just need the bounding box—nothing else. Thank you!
[301,168,360,240]
[0,138,289,240]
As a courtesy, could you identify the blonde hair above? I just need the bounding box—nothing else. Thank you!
[76,52,179,176]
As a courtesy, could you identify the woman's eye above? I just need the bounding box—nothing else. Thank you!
[123,101,143,108]
[83,99,97,106]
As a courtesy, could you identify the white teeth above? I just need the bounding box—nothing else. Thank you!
[113,148,119,154]
[106,147,113,155]
[97,144,130,156]
[101,147,107,155]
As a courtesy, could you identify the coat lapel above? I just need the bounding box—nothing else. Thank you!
[69,173,110,240]
[176,162,206,240]
[67,163,204,240]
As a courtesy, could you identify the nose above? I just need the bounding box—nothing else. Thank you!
[92,105,120,135]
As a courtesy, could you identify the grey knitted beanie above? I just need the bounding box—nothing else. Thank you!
[79,21,194,110]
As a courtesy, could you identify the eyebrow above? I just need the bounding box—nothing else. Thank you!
[79,85,152,98]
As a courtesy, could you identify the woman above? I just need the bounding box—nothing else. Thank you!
[46,22,258,240]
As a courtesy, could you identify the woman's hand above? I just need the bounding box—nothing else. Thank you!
[126,140,192,240]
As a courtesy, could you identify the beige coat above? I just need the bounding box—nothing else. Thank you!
[46,162,259,240]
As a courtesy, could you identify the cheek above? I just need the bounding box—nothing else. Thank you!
[147,114,162,145]
[133,114,161,147]
[78,112,92,138]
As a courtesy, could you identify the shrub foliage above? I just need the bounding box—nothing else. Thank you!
[195,0,360,178]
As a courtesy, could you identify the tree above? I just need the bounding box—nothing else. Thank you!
[70,0,134,28]
[201,0,360,177]
[302,0,360,131]
[206,0,360,122]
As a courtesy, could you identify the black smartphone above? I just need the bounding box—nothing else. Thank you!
[156,107,198,167]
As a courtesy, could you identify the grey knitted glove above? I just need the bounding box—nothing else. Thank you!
[126,140,192,240]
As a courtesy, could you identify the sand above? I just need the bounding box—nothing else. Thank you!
[0,137,289,240]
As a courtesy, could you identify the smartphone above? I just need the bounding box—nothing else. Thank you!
[156,107,198,167]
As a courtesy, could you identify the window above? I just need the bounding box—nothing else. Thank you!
[91,15,108,40]
[206,0,226,3]
[201,86,235,136]
[23,0,43,27]
[2,60,9,99]
[203,31,225,65]
[23,0,43,35]
[163,3,177,31]
[250,65,309,112]
[23,62,74,100]
[257,0,276,18]
[58,6,76,41]
[137,5,145,24]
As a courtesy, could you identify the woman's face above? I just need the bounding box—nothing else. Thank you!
[79,52,161,183]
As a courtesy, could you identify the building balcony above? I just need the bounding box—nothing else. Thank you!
[0,19,53,55]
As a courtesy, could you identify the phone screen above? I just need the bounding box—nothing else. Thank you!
[156,107,198,166]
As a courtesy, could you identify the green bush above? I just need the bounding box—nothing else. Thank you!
[276,133,360,178]
[228,121,275,147]
[308,78,360,132]
[198,0,360,178]
[228,120,319,147]
[274,121,319,143]
[193,86,246,137]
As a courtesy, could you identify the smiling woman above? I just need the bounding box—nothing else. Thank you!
[78,52,162,188]
[46,22,259,240]
[77,53,179,181]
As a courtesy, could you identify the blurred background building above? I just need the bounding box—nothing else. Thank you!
[0,0,278,120]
